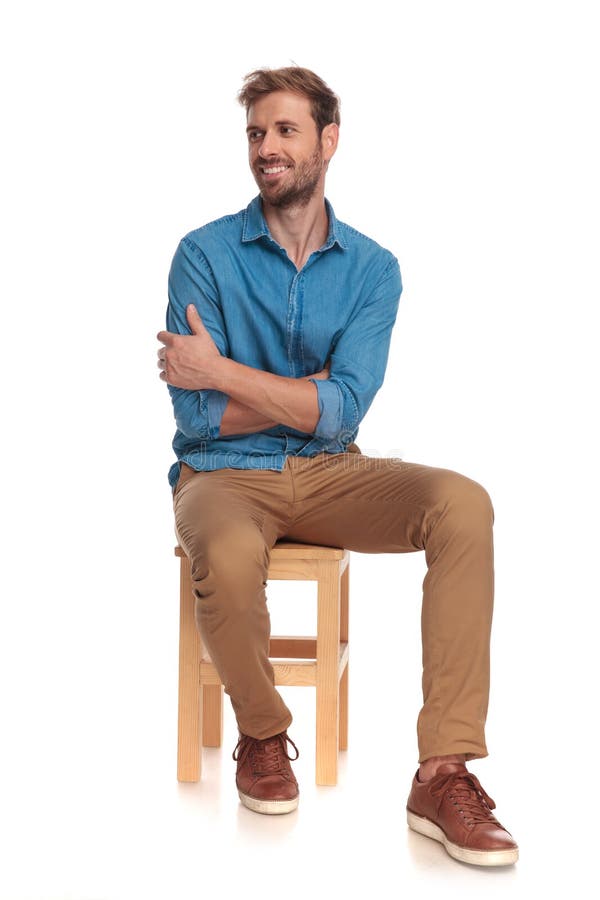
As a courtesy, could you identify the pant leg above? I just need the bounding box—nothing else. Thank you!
[173,463,294,740]
[283,451,495,763]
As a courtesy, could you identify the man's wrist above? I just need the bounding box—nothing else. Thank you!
[208,355,233,391]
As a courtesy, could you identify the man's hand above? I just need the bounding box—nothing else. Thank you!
[157,305,221,389]
[306,360,330,381]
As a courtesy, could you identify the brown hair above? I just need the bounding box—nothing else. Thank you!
[237,66,341,136]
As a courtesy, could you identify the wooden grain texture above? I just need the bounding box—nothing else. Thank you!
[339,562,349,751]
[315,559,341,785]
[201,684,223,748]
[177,555,202,782]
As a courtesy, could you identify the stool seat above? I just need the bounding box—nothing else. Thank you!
[175,539,350,786]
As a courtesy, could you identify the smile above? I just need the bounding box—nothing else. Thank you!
[260,165,291,174]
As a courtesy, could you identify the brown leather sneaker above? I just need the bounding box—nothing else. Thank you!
[232,730,300,815]
[406,763,519,866]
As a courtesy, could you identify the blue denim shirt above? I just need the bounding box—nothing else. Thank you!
[165,195,402,488]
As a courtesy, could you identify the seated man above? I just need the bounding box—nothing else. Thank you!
[157,65,518,867]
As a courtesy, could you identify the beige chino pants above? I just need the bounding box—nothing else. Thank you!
[173,446,495,763]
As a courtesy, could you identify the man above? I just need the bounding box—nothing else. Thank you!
[157,66,519,867]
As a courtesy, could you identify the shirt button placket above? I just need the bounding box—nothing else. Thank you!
[286,271,305,379]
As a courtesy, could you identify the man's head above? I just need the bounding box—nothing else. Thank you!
[238,66,341,137]
[238,66,340,209]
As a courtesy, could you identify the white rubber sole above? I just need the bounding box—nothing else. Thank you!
[407,810,519,866]
[238,789,299,815]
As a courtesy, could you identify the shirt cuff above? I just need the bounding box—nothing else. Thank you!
[308,378,344,442]
[205,389,230,439]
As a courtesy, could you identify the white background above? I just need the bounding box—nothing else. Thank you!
[1,1,598,897]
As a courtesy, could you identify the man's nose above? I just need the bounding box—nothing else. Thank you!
[258,130,281,158]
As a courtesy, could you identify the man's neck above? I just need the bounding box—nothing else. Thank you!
[261,192,329,272]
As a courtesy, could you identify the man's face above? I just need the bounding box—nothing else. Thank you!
[246,91,335,209]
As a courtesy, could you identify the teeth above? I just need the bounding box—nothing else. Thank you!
[263,166,289,174]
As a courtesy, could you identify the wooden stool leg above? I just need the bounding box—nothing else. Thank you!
[315,559,340,785]
[177,556,202,782]
[202,683,223,747]
[339,559,349,752]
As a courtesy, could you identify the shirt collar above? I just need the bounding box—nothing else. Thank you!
[241,195,348,251]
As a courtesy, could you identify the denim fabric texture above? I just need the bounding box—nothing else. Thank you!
[166,195,402,488]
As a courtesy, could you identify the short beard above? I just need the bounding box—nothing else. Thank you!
[261,147,324,210]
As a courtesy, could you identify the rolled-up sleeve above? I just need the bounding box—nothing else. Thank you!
[308,255,402,444]
[166,237,230,440]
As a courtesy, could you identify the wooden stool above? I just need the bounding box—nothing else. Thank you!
[175,541,350,786]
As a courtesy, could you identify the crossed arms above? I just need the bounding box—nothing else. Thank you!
[157,304,330,436]
[158,236,402,446]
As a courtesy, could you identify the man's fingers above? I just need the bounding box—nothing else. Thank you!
[158,308,209,347]
[186,304,206,335]
[157,343,168,377]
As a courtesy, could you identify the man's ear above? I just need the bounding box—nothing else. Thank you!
[321,122,339,163]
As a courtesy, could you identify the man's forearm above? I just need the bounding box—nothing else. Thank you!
[218,366,330,437]
[219,398,279,436]
[211,358,320,435]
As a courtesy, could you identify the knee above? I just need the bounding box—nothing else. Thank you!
[186,523,270,613]
[431,470,494,530]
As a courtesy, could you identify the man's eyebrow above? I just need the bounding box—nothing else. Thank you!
[246,119,301,132]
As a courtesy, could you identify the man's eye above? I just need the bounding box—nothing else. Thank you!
[280,127,293,134]
[248,131,262,141]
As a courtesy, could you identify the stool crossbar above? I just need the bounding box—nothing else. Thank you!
[175,541,350,786]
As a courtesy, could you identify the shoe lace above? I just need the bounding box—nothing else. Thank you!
[429,770,502,826]
[232,731,299,777]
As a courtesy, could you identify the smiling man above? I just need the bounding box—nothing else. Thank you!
[157,66,518,867]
